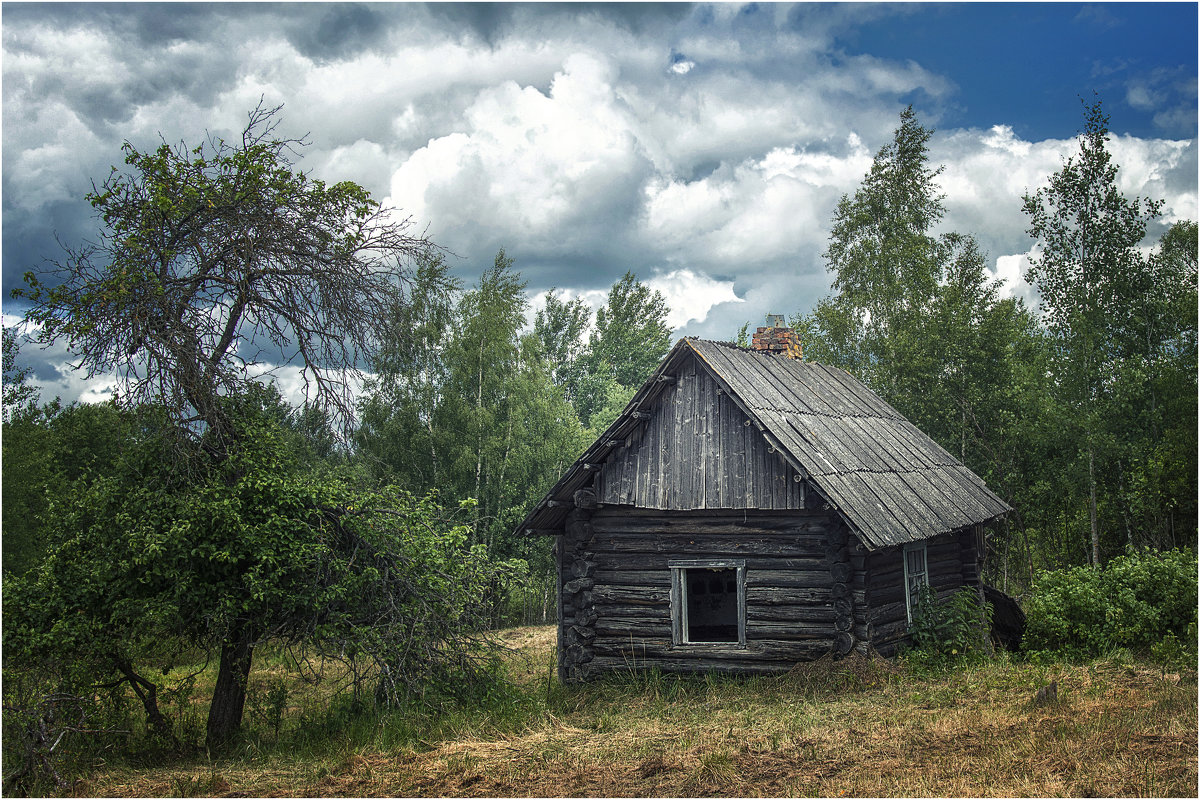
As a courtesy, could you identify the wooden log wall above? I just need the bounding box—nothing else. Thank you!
[596,355,805,511]
[862,528,983,657]
[558,492,600,681]
[576,508,842,676]
[826,523,858,656]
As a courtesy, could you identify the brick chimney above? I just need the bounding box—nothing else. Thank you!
[751,315,802,360]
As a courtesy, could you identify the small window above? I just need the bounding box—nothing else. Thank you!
[670,560,746,646]
[903,542,929,624]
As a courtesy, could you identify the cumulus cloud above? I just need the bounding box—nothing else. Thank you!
[2,3,1195,408]
[386,52,651,261]
[989,252,1039,310]
[646,269,743,329]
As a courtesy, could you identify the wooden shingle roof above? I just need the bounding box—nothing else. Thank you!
[517,337,1011,549]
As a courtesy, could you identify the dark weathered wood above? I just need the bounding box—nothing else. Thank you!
[597,358,809,512]
[588,655,813,675]
[746,605,838,623]
[592,638,833,662]
[873,618,911,641]
[592,523,831,544]
[592,567,832,591]
[593,603,668,619]
[594,553,835,573]
[747,589,833,606]
[594,619,674,638]
[591,569,673,587]
[592,585,672,606]
[555,535,565,680]
[591,534,826,558]
[869,600,908,625]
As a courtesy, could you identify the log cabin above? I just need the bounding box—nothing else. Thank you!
[516,328,1011,680]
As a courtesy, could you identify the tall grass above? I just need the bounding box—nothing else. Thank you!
[9,626,1197,798]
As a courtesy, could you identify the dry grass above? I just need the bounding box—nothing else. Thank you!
[72,626,1197,798]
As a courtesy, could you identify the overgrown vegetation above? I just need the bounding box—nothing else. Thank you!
[1023,548,1198,663]
[905,586,993,668]
[11,627,1193,798]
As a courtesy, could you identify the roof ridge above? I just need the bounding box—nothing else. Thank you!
[688,337,758,354]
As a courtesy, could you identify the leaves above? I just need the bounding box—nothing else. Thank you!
[13,101,439,451]
[1023,549,1198,658]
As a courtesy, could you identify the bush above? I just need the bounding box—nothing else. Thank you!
[906,585,992,666]
[1023,548,1197,660]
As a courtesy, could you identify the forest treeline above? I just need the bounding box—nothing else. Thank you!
[790,102,1196,588]
[1,99,1195,781]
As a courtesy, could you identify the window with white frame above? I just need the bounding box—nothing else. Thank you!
[903,542,929,624]
[669,559,746,646]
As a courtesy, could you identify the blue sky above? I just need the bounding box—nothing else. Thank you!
[3,2,1196,407]
[835,2,1196,140]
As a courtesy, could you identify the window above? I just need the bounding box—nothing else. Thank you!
[903,542,929,624]
[669,559,746,646]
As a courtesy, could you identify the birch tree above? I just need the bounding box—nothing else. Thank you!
[1022,97,1163,565]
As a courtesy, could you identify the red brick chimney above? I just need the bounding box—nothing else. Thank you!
[751,315,802,359]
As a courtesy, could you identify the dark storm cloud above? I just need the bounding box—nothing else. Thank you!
[2,4,239,131]
[283,3,391,62]
[423,2,693,45]
[1,203,95,295]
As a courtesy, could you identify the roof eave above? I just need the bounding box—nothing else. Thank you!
[513,338,698,536]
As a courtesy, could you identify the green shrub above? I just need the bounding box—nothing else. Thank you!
[906,585,992,665]
[1023,548,1198,660]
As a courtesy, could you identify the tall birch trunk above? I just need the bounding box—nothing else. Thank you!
[1088,445,1100,566]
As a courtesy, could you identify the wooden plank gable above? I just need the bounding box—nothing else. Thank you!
[598,353,806,512]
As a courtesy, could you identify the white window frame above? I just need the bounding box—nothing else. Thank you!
[669,559,747,647]
[902,542,929,624]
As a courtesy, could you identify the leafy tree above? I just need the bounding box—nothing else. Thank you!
[797,106,1065,589]
[2,334,136,576]
[1022,98,1166,565]
[800,109,1026,483]
[816,105,947,399]
[12,102,436,453]
[444,251,531,538]
[3,397,508,757]
[2,326,39,421]
[2,400,136,576]
[572,272,671,428]
[357,253,461,489]
[533,289,591,402]
[7,104,439,750]
[1107,220,1198,551]
[358,250,589,585]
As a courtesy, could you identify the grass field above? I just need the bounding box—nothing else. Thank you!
[64,626,1198,797]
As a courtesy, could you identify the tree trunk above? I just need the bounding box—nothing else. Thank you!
[473,337,485,540]
[1087,446,1100,566]
[113,656,174,742]
[206,624,255,752]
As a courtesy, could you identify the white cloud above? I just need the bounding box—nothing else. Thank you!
[645,269,743,329]
[385,52,651,257]
[989,252,1039,310]
[3,4,1195,406]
